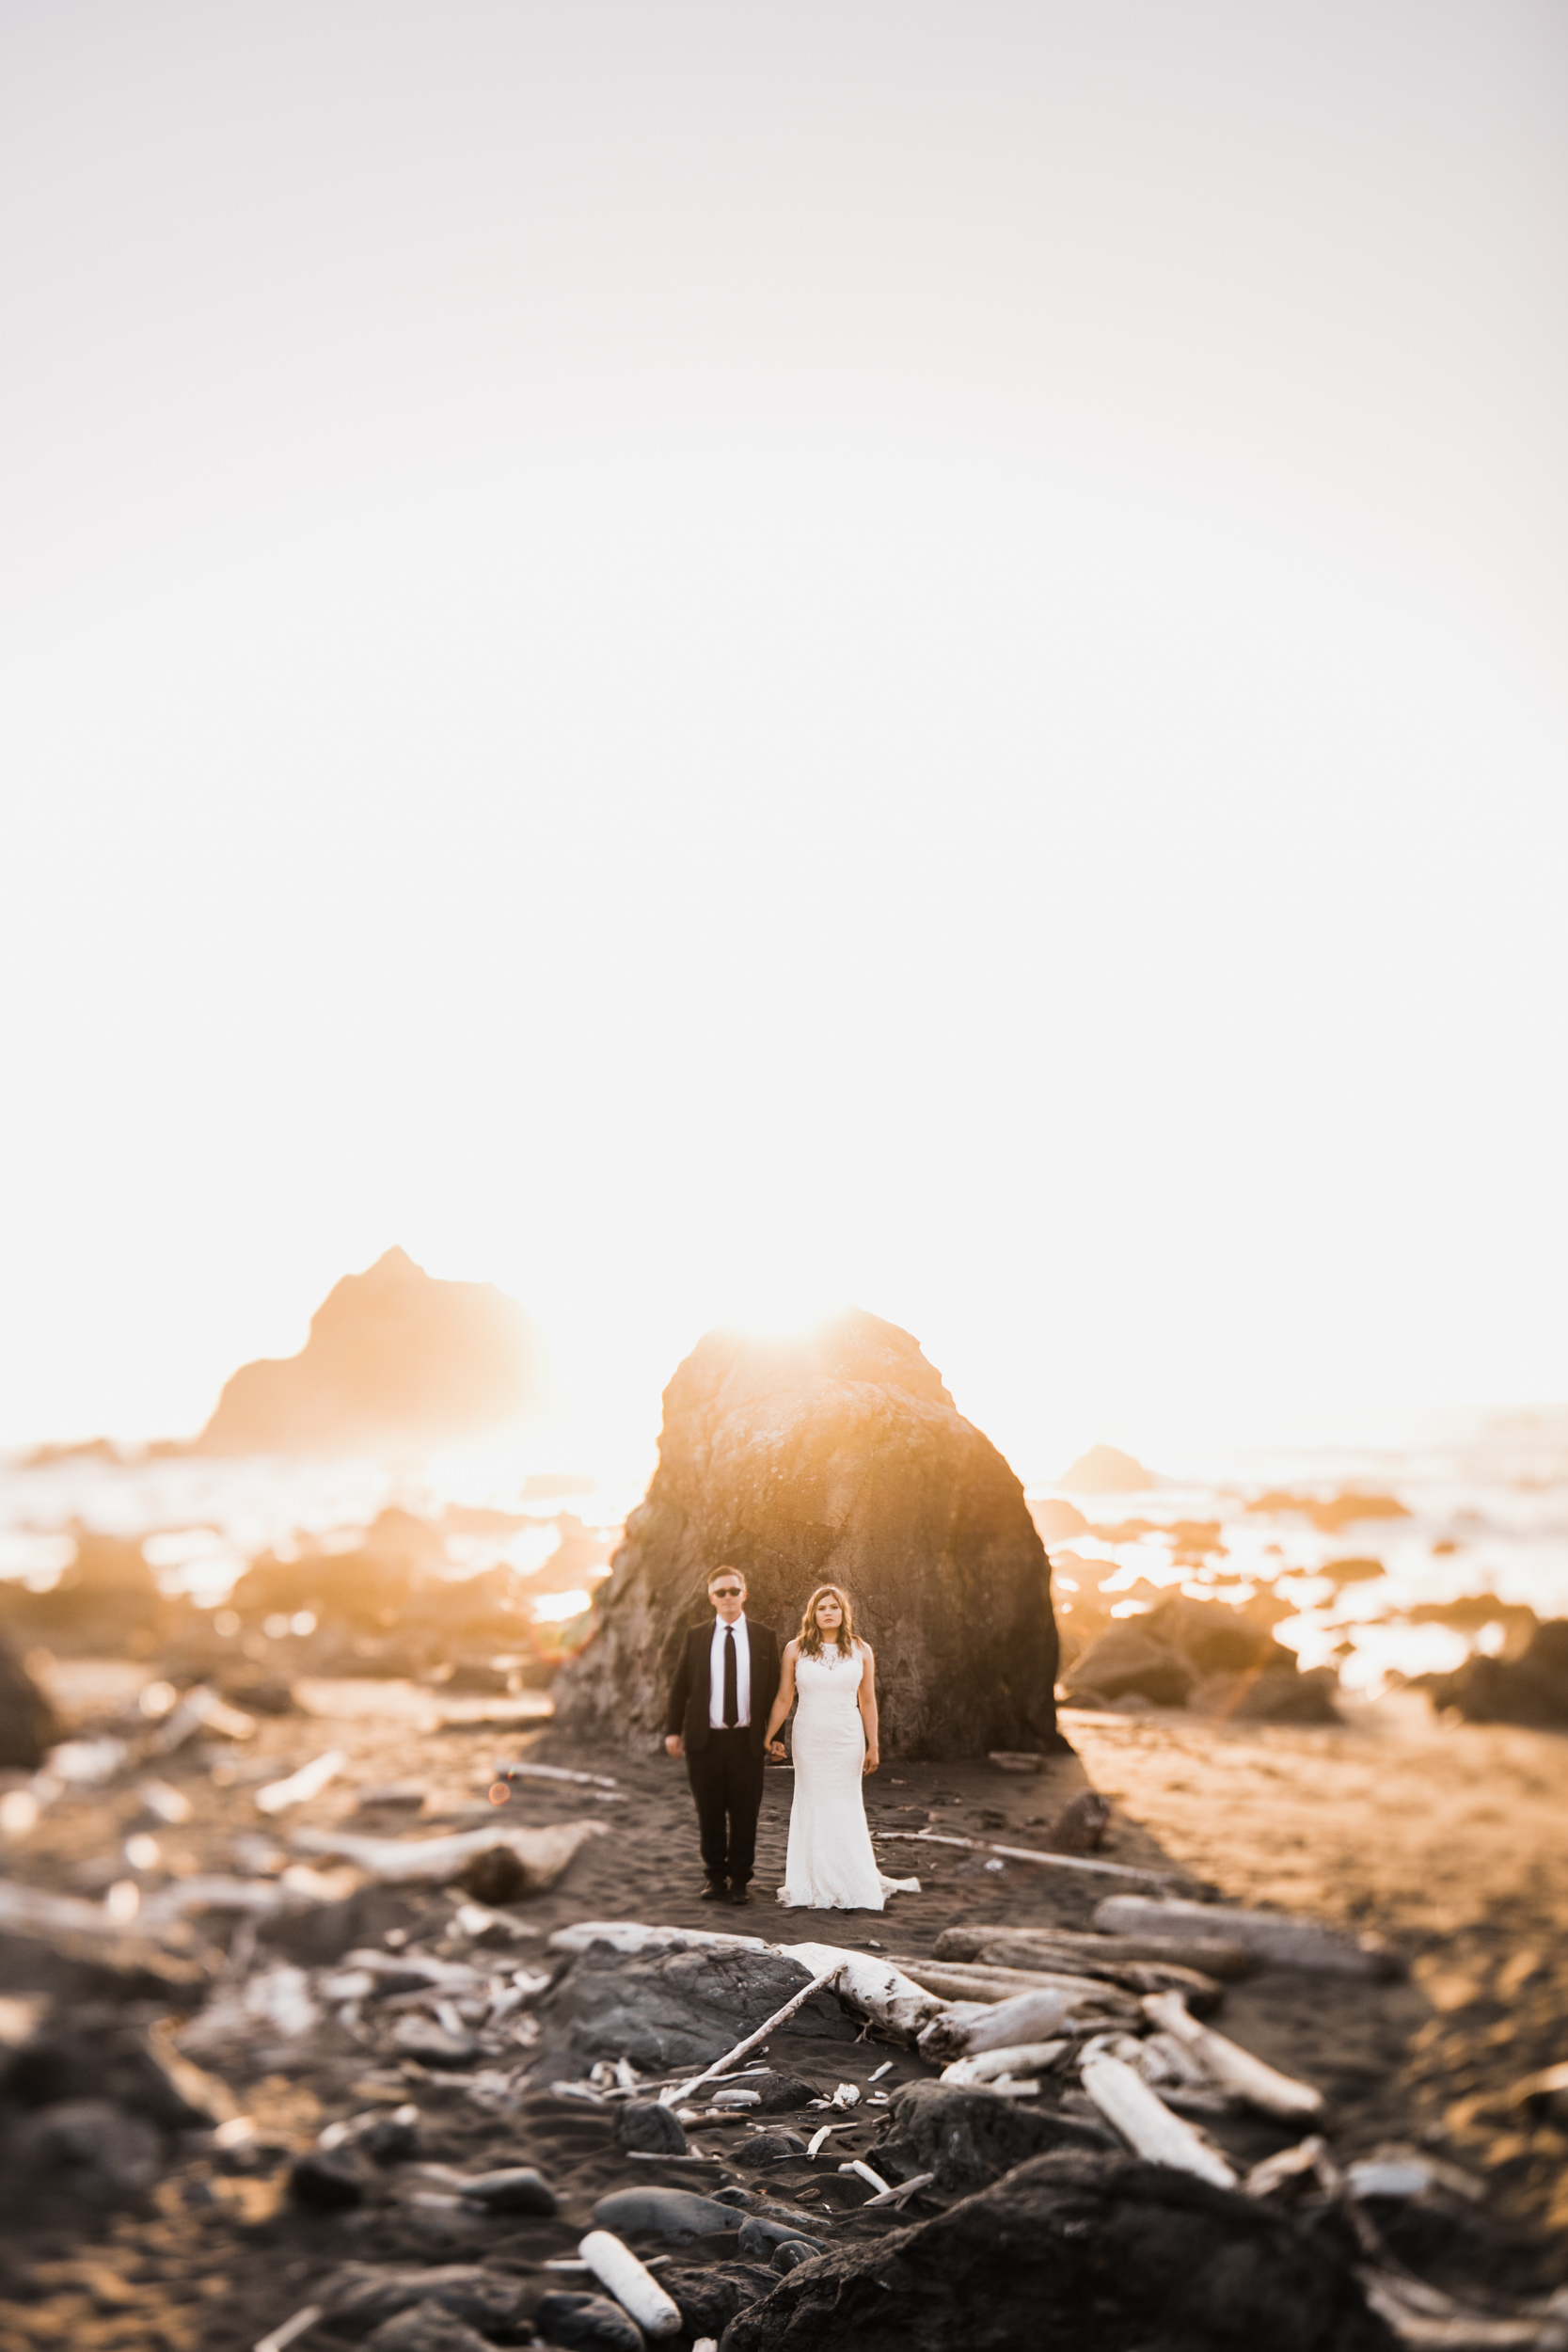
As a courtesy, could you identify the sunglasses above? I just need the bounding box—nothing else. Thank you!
[711,1586,743,1598]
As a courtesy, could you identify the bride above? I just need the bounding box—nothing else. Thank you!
[764,1584,919,1912]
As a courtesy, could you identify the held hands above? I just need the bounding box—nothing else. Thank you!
[665,1735,684,1760]
[767,1738,787,1761]
[863,1748,879,1775]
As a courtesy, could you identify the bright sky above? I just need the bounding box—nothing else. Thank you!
[2,2,1565,1475]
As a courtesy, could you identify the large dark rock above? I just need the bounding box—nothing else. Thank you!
[0,1633,61,1767]
[365,2307,497,2352]
[534,1944,854,2075]
[554,1310,1059,1758]
[1424,1619,1568,1728]
[870,2079,1116,2191]
[193,1246,558,1455]
[661,2264,777,2338]
[722,2149,1395,2352]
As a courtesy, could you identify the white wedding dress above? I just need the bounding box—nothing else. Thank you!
[777,1644,921,1912]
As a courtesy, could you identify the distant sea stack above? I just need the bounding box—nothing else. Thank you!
[555,1308,1062,1759]
[1055,1443,1159,1494]
[193,1248,558,1456]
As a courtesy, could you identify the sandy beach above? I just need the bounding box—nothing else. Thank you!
[2,1658,1565,2350]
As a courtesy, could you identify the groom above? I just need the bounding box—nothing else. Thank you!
[664,1565,781,1906]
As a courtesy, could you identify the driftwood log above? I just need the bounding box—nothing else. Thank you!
[1080,2054,1239,2189]
[935,1922,1254,1980]
[1094,1896,1403,1979]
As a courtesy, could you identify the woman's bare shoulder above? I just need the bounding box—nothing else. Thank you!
[783,1636,800,1660]
[855,1636,875,1660]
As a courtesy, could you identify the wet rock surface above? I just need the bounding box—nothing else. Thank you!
[722,2149,1397,2352]
[533,1942,853,2073]
[1065,1593,1340,1722]
[870,2078,1117,2189]
[1423,1617,1568,1729]
[554,1309,1061,1759]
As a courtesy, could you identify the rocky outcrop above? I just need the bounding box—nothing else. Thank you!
[0,1636,62,1768]
[1056,1444,1158,1493]
[1063,1593,1339,1723]
[193,1248,557,1455]
[722,2149,1395,2352]
[553,1310,1060,1759]
[1423,1620,1568,1729]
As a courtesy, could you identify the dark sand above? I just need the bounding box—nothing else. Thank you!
[1,1670,1565,2348]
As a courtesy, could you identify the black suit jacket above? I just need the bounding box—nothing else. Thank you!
[666,1618,782,1758]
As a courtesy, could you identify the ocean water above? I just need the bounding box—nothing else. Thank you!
[1,1404,1564,1690]
[1029,1403,1568,1690]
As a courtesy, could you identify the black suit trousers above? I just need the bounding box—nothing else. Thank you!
[686,1727,764,1886]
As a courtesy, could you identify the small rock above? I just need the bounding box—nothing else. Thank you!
[743,2072,816,2114]
[290,2146,368,2211]
[737,2215,824,2260]
[616,2099,689,2155]
[357,2106,423,2164]
[590,2185,743,2242]
[390,2016,479,2066]
[458,2165,557,2215]
[535,2290,646,2350]
[365,2301,496,2352]
[8,2097,161,2195]
[771,2239,817,2274]
[736,2129,808,2167]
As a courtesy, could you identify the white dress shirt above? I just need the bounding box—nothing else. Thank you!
[708,1611,752,1728]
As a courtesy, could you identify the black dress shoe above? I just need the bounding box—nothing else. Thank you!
[727,1883,750,1906]
[699,1881,729,1901]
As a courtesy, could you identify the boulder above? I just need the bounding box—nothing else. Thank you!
[1063,1624,1195,1708]
[1066,1596,1336,1720]
[534,2294,644,2351]
[1423,1619,1568,1729]
[590,2185,742,2244]
[193,1246,558,1455]
[554,1310,1060,1758]
[721,2149,1395,2352]
[0,1635,61,1767]
[870,2080,1115,2191]
[3,2098,162,2198]
[660,2264,777,2338]
[535,1943,853,2075]
[1189,1667,1341,1724]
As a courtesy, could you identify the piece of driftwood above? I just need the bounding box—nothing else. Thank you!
[1245,2136,1329,2198]
[877,1829,1181,1888]
[498,1759,620,1789]
[1095,1896,1402,1979]
[293,1818,606,1889]
[0,1876,160,1943]
[862,2169,936,2209]
[548,1921,768,1958]
[935,1923,1254,1979]
[1081,2054,1239,2189]
[251,2306,323,2352]
[887,1956,1142,2013]
[1141,1992,1325,2121]
[1358,2269,1565,2350]
[783,1941,945,2040]
[918,1985,1123,2063]
[939,2041,1068,2086]
[660,1967,840,2107]
[255,1751,346,1816]
[578,2230,682,2337]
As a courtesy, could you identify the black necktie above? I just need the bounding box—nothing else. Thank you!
[722,1627,738,1728]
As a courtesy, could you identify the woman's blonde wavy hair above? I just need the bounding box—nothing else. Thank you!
[798,1583,856,1659]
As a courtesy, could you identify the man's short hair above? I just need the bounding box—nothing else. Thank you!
[707,1565,745,1589]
